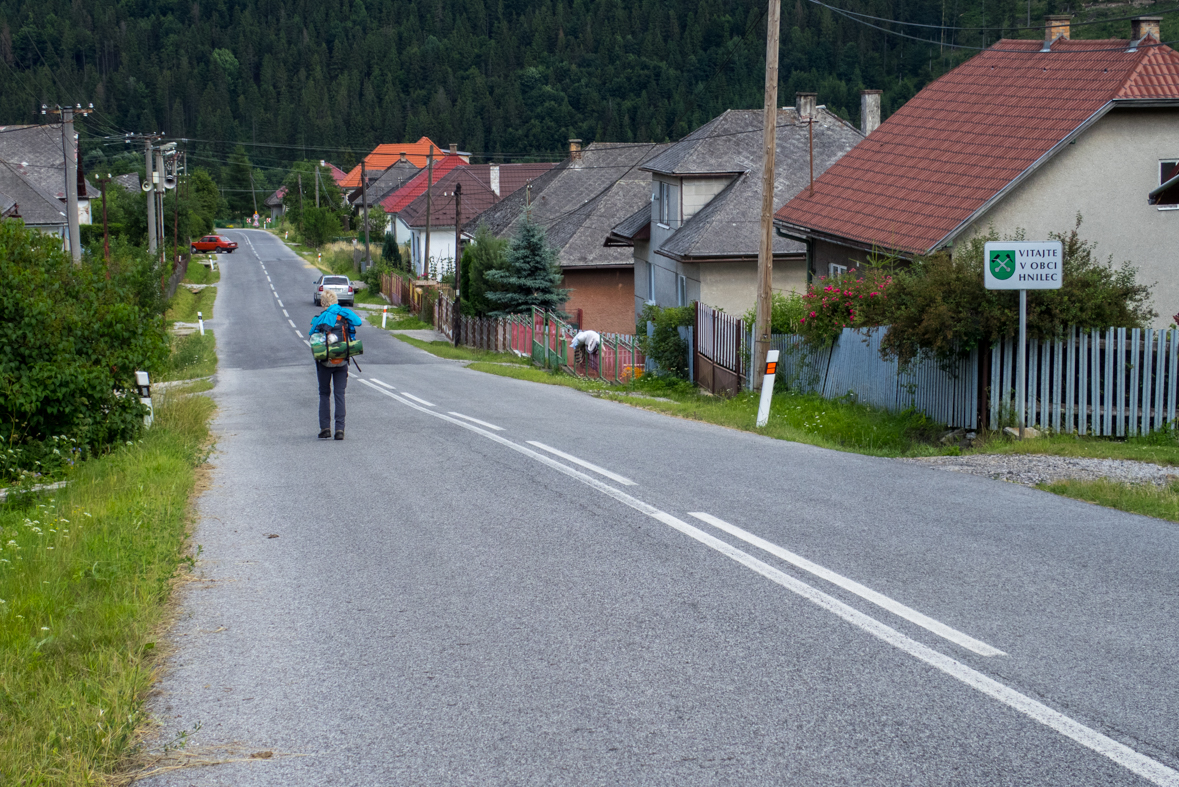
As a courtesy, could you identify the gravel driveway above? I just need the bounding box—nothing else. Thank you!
[901,454,1179,487]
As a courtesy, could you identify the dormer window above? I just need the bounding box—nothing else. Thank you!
[1150,160,1179,209]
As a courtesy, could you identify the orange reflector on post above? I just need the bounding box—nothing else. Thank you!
[765,361,777,375]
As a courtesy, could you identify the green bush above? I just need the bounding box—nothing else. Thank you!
[302,206,342,248]
[0,223,168,483]
[743,291,808,335]
[460,224,510,317]
[638,303,694,379]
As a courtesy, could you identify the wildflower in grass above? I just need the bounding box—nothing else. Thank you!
[41,626,49,631]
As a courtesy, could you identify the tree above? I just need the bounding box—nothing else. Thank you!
[223,145,258,219]
[460,223,510,316]
[282,161,344,230]
[485,215,568,317]
[302,206,341,248]
[382,228,402,268]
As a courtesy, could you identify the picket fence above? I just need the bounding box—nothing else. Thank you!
[990,327,1179,436]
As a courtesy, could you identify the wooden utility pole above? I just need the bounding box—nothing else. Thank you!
[424,146,434,277]
[753,0,782,390]
[453,182,462,346]
[360,160,371,271]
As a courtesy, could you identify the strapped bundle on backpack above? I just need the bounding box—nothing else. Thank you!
[310,310,363,367]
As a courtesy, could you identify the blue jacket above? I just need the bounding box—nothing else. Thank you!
[309,304,363,338]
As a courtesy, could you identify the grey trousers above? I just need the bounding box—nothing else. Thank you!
[316,362,348,431]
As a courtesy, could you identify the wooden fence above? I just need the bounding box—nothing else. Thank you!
[990,327,1179,436]
[695,302,746,395]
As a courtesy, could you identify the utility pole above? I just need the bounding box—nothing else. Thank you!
[248,170,259,223]
[315,164,321,208]
[424,146,434,278]
[297,173,304,235]
[52,105,91,262]
[453,182,462,346]
[98,174,111,263]
[753,0,781,391]
[155,145,166,265]
[361,160,371,271]
[145,138,157,255]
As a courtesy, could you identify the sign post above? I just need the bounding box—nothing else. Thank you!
[984,241,1063,438]
[756,349,780,427]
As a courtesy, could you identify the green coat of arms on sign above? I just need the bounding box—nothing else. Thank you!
[989,249,1015,280]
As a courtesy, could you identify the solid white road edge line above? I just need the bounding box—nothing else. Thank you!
[688,512,1004,657]
[400,392,435,407]
[448,411,504,431]
[355,376,1179,787]
[526,441,636,486]
[370,379,397,390]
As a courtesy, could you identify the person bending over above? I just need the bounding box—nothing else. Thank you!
[309,289,363,440]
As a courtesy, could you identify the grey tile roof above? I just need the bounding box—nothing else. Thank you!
[358,160,420,204]
[112,172,141,192]
[0,191,16,217]
[464,142,670,269]
[0,124,98,200]
[0,160,69,227]
[402,167,501,228]
[653,108,863,260]
[609,204,652,241]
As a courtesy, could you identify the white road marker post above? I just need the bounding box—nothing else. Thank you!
[197,311,205,336]
[135,370,154,427]
[756,349,779,427]
[984,241,1062,438]
[382,305,388,328]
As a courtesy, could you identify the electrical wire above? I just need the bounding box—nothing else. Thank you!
[823,1,1179,32]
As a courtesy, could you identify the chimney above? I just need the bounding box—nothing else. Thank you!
[489,163,501,197]
[449,143,458,156]
[569,139,583,160]
[1044,15,1071,43]
[1132,16,1162,42]
[795,92,817,119]
[399,151,408,163]
[860,90,882,136]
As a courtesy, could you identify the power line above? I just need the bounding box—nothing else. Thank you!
[822,2,1179,32]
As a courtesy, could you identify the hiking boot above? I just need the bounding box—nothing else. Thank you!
[318,428,331,439]
[334,430,345,440]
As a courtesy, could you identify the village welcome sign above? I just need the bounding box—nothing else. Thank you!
[983,241,1063,290]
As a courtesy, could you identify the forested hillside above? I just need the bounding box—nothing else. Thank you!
[0,0,1171,177]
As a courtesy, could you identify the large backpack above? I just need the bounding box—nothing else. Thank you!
[310,311,363,367]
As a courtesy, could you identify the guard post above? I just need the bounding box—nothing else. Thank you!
[135,370,154,427]
[756,349,780,427]
[984,240,1063,438]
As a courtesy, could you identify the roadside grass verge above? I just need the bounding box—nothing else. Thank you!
[365,310,432,331]
[392,334,530,364]
[0,391,214,785]
[158,332,217,382]
[969,430,1179,466]
[1038,478,1179,522]
[465,361,943,457]
[352,287,387,306]
[181,261,220,286]
[165,287,215,324]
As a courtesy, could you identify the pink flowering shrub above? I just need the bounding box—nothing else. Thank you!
[798,266,893,345]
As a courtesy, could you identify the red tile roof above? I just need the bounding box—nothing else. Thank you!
[402,168,501,228]
[775,37,1179,255]
[339,137,447,189]
[378,156,466,213]
[325,163,348,185]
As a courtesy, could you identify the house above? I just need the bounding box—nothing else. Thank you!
[398,162,556,276]
[264,186,287,222]
[338,137,463,192]
[775,16,1179,326]
[468,141,669,333]
[353,155,420,206]
[112,172,141,192]
[607,98,865,320]
[378,153,468,252]
[0,159,70,236]
[0,124,98,231]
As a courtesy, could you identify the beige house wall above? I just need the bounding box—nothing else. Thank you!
[699,257,807,316]
[958,107,1179,327]
[681,177,734,222]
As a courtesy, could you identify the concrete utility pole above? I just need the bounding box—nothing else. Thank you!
[453,182,462,346]
[55,105,89,262]
[155,146,166,264]
[145,138,157,255]
[297,172,304,235]
[315,164,321,208]
[753,0,781,391]
[424,147,434,278]
[360,160,371,271]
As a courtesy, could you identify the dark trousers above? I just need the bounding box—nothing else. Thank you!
[316,363,348,431]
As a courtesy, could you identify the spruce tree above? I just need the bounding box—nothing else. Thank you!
[382,229,402,268]
[486,215,569,317]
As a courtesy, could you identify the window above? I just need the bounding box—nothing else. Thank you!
[828,263,848,279]
[677,274,687,306]
[1153,160,1179,209]
[657,181,673,226]
[647,261,656,304]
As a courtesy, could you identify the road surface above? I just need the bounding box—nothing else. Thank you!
[141,229,1179,786]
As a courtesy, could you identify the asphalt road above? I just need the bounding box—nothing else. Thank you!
[141,229,1179,786]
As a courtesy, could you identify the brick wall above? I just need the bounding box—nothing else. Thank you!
[562,268,636,334]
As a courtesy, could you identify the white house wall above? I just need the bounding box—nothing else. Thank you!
[698,258,808,317]
[681,177,732,222]
[959,107,1179,327]
[411,227,459,278]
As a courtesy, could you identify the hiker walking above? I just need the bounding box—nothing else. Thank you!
[309,290,363,440]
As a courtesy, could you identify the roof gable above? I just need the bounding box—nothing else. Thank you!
[403,168,500,228]
[775,37,1179,254]
[378,156,466,213]
[340,137,446,188]
[0,160,69,226]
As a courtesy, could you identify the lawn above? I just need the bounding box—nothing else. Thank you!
[365,309,432,332]
[393,334,531,364]
[181,259,220,286]
[0,391,214,785]
[1039,478,1179,522]
[158,332,217,382]
[969,430,1179,466]
[165,286,215,324]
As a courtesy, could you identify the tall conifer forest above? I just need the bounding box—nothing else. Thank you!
[0,0,1170,181]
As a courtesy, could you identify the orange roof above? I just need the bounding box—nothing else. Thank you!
[775,37,1179,255]
[339,137,455,189]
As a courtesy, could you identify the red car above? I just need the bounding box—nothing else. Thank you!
[191,235,238,253]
